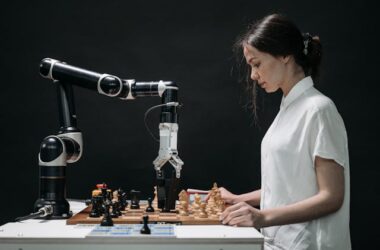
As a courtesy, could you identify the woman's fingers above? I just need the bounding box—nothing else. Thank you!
[220,202,263,227]
[221,202,251,224]
[220,202,244,221]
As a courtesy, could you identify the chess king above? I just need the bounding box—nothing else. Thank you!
[34,58,184,218]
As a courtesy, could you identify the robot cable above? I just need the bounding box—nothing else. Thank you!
[144,102,181,142]
[15,205,53,222]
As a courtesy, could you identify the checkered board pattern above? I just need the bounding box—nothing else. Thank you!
[86,224,176,238]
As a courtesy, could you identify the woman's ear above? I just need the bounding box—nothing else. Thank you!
[281,55,291,64]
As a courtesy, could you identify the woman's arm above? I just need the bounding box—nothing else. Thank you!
[218,187,261,206]
[261,156,344,227]
[221,156,345,228]
[234,189,261,207]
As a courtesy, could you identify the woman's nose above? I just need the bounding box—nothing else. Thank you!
[251,70,259,81]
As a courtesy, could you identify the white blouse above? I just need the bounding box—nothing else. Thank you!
[260,76,351,250]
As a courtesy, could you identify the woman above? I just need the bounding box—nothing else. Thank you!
[219,14,351,249]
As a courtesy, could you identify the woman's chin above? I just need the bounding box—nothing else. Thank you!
[264,86,279,93]
[264,88,276,93]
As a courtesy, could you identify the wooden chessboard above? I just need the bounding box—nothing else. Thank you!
[67,203,223,225]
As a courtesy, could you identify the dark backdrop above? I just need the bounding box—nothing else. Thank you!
[0,0,378,248]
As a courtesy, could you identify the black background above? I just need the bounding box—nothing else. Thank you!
[0,0,378,248]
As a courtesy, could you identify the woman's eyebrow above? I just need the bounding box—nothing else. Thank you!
[247,57,258,64]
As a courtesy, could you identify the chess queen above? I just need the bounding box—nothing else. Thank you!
[218,13,351,250]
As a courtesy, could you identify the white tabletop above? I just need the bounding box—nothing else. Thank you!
[0,201,264,250]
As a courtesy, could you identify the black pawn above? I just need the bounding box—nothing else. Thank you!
[140,215,151,234]
[116,201,122,216]
[130,190,141,209]
[110,202,119,218]
[101,202,114,226]
[118,188,128,210]
[96,196,104,215]
[89,197,100,217]
[145,197,155,212]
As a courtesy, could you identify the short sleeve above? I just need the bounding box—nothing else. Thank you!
[310,103,348,168]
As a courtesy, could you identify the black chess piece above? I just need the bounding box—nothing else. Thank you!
[101,187,108,202]
[118,188,128,210]
[117,207,122,216]
[89,197,101,217]
[110,202,119,218]
[114,200,122,216]
[145,197,155,212]
[96,196,104,215]
[100,201,114,226]
[130,190,141,209]
[85,199,92,206]
[107,189,112,201]
[140,215,151,234]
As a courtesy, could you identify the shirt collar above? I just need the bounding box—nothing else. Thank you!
[280,76,314,109]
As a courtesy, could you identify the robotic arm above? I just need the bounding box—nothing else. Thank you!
[35,58,183,217]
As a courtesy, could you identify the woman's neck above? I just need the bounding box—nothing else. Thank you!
[281,65,306,97]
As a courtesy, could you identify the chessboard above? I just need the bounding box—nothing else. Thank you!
[67,203,222,225]
[67,182,226,226]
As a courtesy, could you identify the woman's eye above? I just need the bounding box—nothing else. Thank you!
[251,63,260,68]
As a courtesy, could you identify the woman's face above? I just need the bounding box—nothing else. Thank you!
[243,44,288,93]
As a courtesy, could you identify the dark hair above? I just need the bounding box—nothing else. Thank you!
[234,13,322,120]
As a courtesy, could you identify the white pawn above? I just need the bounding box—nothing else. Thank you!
[153,186,158,209]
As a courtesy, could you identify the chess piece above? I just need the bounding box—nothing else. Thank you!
[118,188,128,210]
[101,186,108,203]
[217,198,225,213]
[110,202,119,218]
[92,189,102,197]
[214,189,225,215]
[192,193,201,210]
[107,189,113,201]
[89,196,101,217]
[114,201,122,216]
[208,205,218,218]
[110,190,121,217]
[96,183,107,189]
[146,197,155,212]
[100,201,114,226]
[212,182,218,192]
[152,186,158,209]
[198,203,208,218]
[178,189,189,203]
[206,193,215,209]
[206,184,217,214]
[191,193,202,216]
[89,190,102,217]
[89,198,100,217]
[112,190,119,202]
[130,190,141,209]
[140,215,151,234]
[179,200,189,216]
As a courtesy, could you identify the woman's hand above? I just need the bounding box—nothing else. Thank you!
[206,187,237,204]
[218,187,238,204]
[220,202,266,228]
